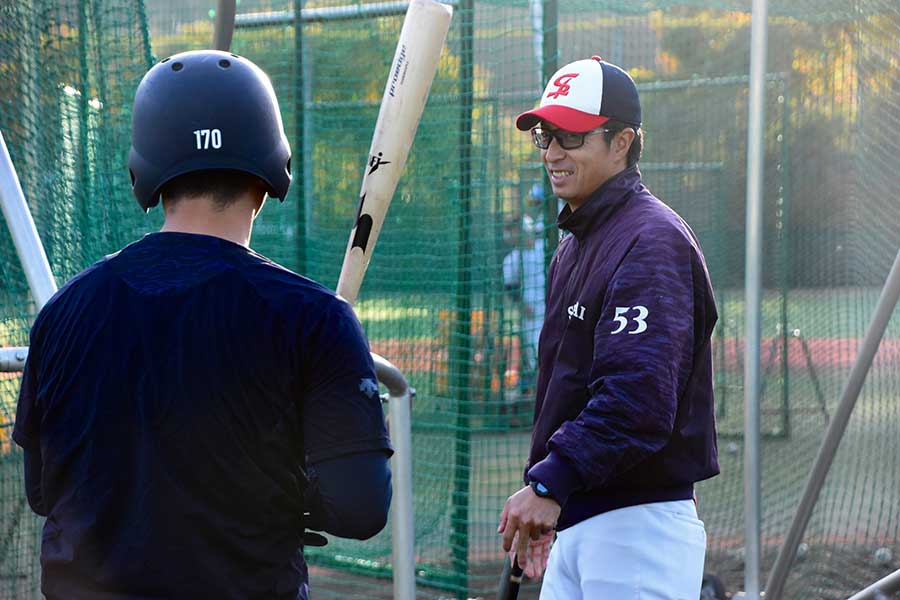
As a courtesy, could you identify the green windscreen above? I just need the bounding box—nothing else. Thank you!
[2,1,900,598]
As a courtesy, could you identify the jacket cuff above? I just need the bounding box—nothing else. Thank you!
[527,451,582,507]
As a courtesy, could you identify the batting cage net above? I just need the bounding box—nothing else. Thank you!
[2,1,900,598]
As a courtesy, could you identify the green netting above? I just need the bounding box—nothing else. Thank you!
[1,1,152,598]
[3,1,900,599]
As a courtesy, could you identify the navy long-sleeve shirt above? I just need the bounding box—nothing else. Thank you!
[15,232,393,600]
[526,165,719,530]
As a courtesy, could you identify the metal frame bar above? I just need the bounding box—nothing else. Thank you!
[0,131,58,309]
[371,353,416,600]
[213,0,236,51]
[294,0,309,275]
[765,249,900,598]
[777,77,792,439]
[847,569,900,600]
[743,0,769,597]
[234,0,457,27]
[450,2,474,596]
[540,0,558,271]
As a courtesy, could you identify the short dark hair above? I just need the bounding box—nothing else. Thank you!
[603,120,643,166]
[160,169,266,210]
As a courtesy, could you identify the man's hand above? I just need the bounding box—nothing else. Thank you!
[507,529,554,578]
[498,485,561,578]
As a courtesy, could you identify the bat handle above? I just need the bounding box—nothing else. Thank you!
[498,554,524,600]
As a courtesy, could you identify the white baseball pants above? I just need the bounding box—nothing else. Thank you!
[539,500,707,600]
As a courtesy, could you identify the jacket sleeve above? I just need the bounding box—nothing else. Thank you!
[527,229,700,504]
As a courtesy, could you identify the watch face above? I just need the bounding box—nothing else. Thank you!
[532,481,550,497]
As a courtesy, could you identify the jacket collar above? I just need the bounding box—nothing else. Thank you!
[557,165,643,240]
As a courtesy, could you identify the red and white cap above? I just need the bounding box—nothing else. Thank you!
[515,56,641,133]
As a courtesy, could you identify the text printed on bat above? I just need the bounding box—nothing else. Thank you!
[389,44,407,97]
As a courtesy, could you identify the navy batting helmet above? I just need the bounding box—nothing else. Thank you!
[128,50,291,212]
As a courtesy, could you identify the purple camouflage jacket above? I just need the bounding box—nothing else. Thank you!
[526,165,720,531]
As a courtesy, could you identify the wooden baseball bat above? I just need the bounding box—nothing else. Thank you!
[336,0,453,305]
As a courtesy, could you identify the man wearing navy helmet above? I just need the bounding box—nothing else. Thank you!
[497,56,719,599]
[14,51,392,599]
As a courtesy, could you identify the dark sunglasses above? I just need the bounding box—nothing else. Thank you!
[530,126,611,150]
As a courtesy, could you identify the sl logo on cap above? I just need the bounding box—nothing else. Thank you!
[546,73,579,99]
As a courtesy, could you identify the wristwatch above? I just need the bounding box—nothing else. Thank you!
[529,479,554,500]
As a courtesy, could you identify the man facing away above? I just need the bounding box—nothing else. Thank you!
[498,55,720,599]
[14,50,392,599]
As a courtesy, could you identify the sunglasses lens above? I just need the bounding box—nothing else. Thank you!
[559,132,582,149]
[532,129,550,149]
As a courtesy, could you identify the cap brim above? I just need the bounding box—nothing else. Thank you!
[515,105,610,132]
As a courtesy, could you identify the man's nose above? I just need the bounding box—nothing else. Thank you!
[543,137,566,160]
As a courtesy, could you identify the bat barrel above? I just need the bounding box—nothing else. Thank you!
[336,0,453,305]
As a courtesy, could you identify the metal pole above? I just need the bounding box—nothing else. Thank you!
[213,0,236,51]
[778,78,792,439]
[451,2,474,596]
[540,0,558,269]
[765,248,900,599]
[76,1,92,268]
[294,0,308,275]
[846,569,900,600]
[0,131,58,308]
[371,353,416,600]
[529,0,543,83]
[235,0,458,28]
[743,0,769,597]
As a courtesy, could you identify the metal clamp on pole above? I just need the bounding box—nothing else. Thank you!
[371,352,416,600]
[0,346,28,373]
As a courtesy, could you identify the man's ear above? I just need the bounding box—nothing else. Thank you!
[616,128,635,159]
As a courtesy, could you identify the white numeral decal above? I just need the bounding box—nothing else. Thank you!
[193,129,222,150]
[611,305,649,335]
[611,307,629,334]
[629,305,648,334]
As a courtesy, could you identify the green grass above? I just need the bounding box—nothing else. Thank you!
[716,287,900,339]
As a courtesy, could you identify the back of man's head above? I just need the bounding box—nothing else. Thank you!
[160,170,267,211]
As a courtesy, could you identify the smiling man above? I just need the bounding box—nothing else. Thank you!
[497,56,720,599]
